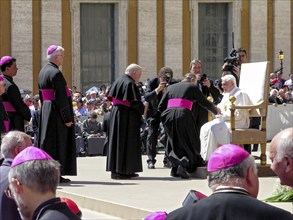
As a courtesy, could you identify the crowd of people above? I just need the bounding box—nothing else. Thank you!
[0,44,292,219]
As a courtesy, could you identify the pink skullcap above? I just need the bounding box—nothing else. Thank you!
[207,144,249,172]
[0,56,13,66]
[144,211,168,220]
[0,75,4,81]
[11,146,53,167]
[47,45,58,55]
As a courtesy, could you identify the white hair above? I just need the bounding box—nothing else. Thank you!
[0,131,31,158]
[221,74,236,86]
[47,46,64,60]
[274,128,293,161]
[270,89,278,96]
[125,63,142,75]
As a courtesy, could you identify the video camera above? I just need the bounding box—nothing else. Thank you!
[222,48,239,72]
[222,32,239,72]
[199,73,207,83]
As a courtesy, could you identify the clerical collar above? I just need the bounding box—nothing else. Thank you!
[213,186,250,196]
[3,74,13,81]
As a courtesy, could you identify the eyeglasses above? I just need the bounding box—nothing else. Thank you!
[4,186,14,200]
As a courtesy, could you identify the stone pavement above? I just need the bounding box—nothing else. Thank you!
[57,150,293,220]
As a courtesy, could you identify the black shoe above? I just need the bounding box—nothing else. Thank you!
[128,173,139,178]
[170,167,180,177]
[163,163,172,168]
[197,160,207,167]
[176,165,189,179]
[148,162,155,169]
[59,176,71,183]
[111,172,132,180]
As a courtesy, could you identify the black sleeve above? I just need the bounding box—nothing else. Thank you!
[7,85,31,121]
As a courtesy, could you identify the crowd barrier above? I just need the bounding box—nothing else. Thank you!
[266,104,293,141]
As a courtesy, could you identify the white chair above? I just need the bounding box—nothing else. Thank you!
[229,61,270,165]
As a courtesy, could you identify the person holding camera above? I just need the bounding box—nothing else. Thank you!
[144,67,173,169]
[189,59,222,129]
[222,48,259,153]
[222,47,248,86]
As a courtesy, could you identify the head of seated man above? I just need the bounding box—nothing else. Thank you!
[89,112,98,122]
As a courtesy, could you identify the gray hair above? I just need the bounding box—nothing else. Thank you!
[189,59,202,69]
[274,128,293,161]
[125,63,142,75]
[221,74,236,86]
[208,155,257,191]
[183,73,197,82]
[1,131,31,158]
[8,160,60,194]
[47,46,64,60]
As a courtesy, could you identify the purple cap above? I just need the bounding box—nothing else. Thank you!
[11,146,53,167]
[144,211,168,220]
[0,75,4,81]
[47,45,58,55]
[207,144,249,172]
[0,56,13,66]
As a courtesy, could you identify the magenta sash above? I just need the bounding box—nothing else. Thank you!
[41,86,71,101]
[112,98,130,107]
[2,101,16,112]
[167,98,193,110]
[4,120,9,132]
[65,86,71,97]
[41,89,55,101]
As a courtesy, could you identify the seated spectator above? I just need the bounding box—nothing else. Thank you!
[72,92,82,108]
[268,89,282,104]
[74,98,87,117]
[86,99,97,116]
[0,131,32,220]
[82,112,102,137]
[271,78,280,90]
[7,147,80,220]
[166,144,293,220]
[284,91,293,104]
[200,75,252,161]
[284,72,293,89]
[99,84,107,98]
[278,88,287,103]
[23,94,33,107]
[29,94,40,115]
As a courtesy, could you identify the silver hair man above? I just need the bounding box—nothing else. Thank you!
[1,131,32,159]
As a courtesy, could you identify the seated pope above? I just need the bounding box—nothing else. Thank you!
[200,74,252,161]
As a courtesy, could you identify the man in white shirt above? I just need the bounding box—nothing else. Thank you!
[200,75,252,161]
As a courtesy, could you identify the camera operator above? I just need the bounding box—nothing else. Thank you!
[222,47,247,86]
[222,48,259,153]
[189,60,222,128]
[144,67,173,169]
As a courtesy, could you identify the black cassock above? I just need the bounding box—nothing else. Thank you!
[38,62,76,175]
[1,75,31,132]
[158,81,218,172]
[106,74,144,175]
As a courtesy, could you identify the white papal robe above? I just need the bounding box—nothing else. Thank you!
[200,87,252,161]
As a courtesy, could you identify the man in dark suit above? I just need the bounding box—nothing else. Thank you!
[0,56,31,132]
[0,131,32,220]
[189,59,222,129]
[144,67,173,169]
[166,144,293,220]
